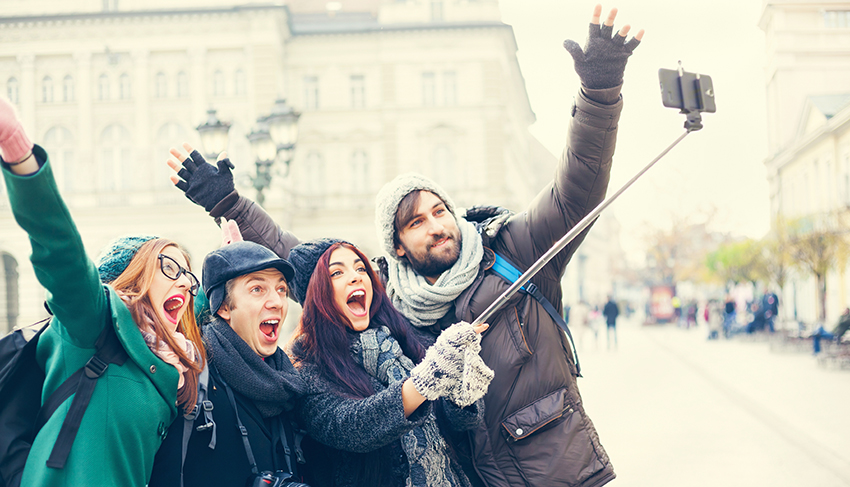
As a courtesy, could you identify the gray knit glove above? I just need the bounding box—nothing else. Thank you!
[446,338,493,408]
[411,322,488,402]
[173,150,236,212]
[563,22,641,89]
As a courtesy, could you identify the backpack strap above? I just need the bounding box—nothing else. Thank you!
[180,362,216,487]
[490,252,582,377]
[222,378,260,476]
[41,317,128,469]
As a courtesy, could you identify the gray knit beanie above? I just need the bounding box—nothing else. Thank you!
[96,235,159,283]
[288,238,348,305]
[374,173,456,259]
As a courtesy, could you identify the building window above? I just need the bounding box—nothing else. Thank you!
[234,69,246,95]
[177,71,188,98]
[102,0,119,11]
[432,145,456,189]
[422,72,435,106]
[1,253,19,335]
[119,73,131,100]
[42,76,53,103]
[63,75,74,102]
[99,124,133,191]
[155,72,167,98]
[44,126,75,192]
[824,11,850,28]
[98,73,110,101]
[212,70,225,96]
[305,151,324,194]
[304,76,319,110]
[431,0,443,21]
[7,77,18,104]
[443,71,456,105]
[350,75,365,109]
[351,150,369,191]
[155,122,189,190]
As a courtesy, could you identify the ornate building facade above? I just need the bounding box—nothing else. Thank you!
[761,1,850,323]
[0,0,558,332]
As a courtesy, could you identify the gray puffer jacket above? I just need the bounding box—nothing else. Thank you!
[207,87,620,487]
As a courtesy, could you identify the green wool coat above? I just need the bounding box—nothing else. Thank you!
[3,146,180,487]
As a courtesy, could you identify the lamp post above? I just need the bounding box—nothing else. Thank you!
[247,99,300,207]
[195,108,231,159]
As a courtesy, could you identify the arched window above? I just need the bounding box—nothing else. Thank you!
[63,75,74,102]
[99,124,133,191]
[156,72,168,98]
[42,76,53,103]
[43,126,76,192]
[351,150,369,192]
[234,69,246,95]
[155,123,189,190]
[176,71,188,98]
[432,144,457,190]
[212,70,225,96]
[1,252,19,335]
[7,77,18,104]
[305,151,325,195]
[98,73,110,100]
[119,73,131,100]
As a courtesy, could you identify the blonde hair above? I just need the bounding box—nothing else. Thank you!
[110,239,206,413]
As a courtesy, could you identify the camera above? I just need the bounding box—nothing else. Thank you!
[247,470,310,487]
[658,67,716,113]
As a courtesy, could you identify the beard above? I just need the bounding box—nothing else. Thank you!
[400,231,461,279]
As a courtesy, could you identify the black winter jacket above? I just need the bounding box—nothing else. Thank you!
[206,87,621,487]
[148,362,302,487]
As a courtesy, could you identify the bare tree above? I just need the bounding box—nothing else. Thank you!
[787,214,850,322]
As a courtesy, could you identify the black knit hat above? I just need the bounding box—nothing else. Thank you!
[288,238,348,305]
[202,241,296,315]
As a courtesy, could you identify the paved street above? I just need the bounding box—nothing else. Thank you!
[574,316,850,487]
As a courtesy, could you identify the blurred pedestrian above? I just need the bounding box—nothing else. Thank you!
[603,296,620,349]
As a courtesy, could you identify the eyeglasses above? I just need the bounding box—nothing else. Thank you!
[158,254,200,296]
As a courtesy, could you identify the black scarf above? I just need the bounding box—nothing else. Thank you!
[203,316,306,418]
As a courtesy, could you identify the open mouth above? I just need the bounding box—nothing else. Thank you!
[163,295,185,324]
[346,290,368,317]
[259,319,280,341]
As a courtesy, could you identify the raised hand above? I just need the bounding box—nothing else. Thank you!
[0,97,33,166]
[167,142,235,212]
[410,321,491,402]
[220,217,244,246]
[563,5,644,90]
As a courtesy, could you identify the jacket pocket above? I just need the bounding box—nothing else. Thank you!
[504,306,533,364]
[501,388,604,485]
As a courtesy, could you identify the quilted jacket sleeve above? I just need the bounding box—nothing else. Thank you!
[209,191,300,259]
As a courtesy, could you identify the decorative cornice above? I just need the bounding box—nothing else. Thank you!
[0,4,288,26]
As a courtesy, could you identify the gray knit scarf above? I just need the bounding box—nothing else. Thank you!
[352,326,463,487]
[204,317,307,418]
[387,218,483,328]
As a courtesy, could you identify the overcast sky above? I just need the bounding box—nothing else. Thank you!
[499,0,770,262]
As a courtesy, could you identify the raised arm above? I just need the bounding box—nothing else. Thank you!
[497,5,642,288]
[0,98,108,346]
[167,143,300,258]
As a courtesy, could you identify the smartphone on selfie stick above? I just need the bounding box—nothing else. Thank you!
[659,63,716,132]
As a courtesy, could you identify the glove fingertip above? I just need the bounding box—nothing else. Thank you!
[175,180,189,192]
[182,157,197,172]
[190,150,207,165]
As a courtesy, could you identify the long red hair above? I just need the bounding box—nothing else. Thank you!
[110,239,206,413]
[291,242,424,398]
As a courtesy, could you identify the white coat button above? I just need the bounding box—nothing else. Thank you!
[516,428,523,436]
[150,365,157,373]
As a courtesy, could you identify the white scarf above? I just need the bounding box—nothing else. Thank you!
[386,218,483,328]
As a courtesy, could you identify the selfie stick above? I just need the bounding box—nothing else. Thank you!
[472,66,708,328]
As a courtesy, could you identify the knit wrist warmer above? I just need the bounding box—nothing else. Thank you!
[410,321,480,400]
[0,124,33,164]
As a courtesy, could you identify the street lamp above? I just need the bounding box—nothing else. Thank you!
[247,99,300,206]
[196,108,232,159]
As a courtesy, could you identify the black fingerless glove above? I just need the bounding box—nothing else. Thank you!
[563,22,640,90]
[174,150,236,212]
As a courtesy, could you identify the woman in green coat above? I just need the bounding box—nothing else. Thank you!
[0,98,206,486]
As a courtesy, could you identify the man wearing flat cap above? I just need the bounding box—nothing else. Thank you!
[150,241,308,487]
